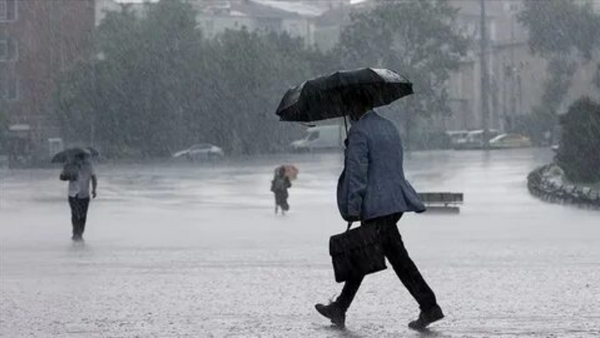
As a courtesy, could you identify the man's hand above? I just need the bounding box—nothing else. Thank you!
[344,215,361,223]
[91,175,97,199]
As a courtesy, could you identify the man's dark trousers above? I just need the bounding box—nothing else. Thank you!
[335,213,438,312]
[69,196,90,238]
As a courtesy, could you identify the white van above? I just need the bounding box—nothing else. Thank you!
[446,130,469,148]
[290,125,345,152]
[467,129,500,146]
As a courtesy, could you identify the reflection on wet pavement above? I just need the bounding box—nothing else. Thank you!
[1,149,599,337]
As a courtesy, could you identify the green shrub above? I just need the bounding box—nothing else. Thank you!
[556,97,600,183]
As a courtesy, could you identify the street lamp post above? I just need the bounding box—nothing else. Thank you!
[480,0,490,150]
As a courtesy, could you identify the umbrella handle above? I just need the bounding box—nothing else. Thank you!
[343,115,349,138]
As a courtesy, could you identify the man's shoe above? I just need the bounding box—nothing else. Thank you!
[315,303,346,328]
[408,305,444,331]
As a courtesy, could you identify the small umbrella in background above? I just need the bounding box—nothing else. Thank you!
[275,68,413,123]
[282,165,299,181]
[274,165,299,181]
[51,147,99,163]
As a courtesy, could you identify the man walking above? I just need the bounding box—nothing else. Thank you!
[61,153,97,241]
[315,98,444,330]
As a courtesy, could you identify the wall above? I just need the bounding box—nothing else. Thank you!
[0,0,95,160]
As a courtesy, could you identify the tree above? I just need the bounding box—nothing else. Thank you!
[335,0,469,117]
[207,29,327,154]
[54,0,329,157]
[518,0,600,60]
[555,97,600,183]
[333,0,469,150]
[518,0,600,119]
[57,0,225,157]
[514,57,577,145]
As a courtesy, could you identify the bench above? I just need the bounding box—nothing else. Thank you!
[418,192,464,214]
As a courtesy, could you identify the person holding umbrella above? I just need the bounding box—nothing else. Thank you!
[271,165,297,215]
[271,166,291,215]
[54,147,98,241]
[276,68,444,330]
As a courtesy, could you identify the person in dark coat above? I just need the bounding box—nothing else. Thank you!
[271,166,291,215]
[314,96,444,331]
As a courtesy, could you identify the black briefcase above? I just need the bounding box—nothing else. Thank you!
[329,222,387,283]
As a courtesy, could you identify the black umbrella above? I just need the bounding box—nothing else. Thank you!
[276,68,413,123]
[51,147,99,163]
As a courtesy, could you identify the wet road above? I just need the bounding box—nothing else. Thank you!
[1,149,599,337]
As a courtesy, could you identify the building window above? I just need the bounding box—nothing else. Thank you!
[0,0,18,22]
[0,38,18,62]
[467,23,477,38]
[504,1,520,13]
[205,20,214,34]
[489,21,496,41]
[1,77,18,101]
[287,23,301,36]
[0,40,6,60]
[8,77,18,100]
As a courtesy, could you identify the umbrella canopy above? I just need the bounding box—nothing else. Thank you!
[282,165,299,181]
[51,147,99,163]
[276,68,413,122]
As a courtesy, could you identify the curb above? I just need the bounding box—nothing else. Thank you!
[527,164,600,209]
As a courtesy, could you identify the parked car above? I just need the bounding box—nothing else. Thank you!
[446,130,470,148]
[172,143,224,161]
[489,133,533,149]
[290,125,345,152]
[454,129,500,149]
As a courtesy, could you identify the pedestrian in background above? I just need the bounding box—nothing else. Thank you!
[271,166,292,215]
[60,153,97,241]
